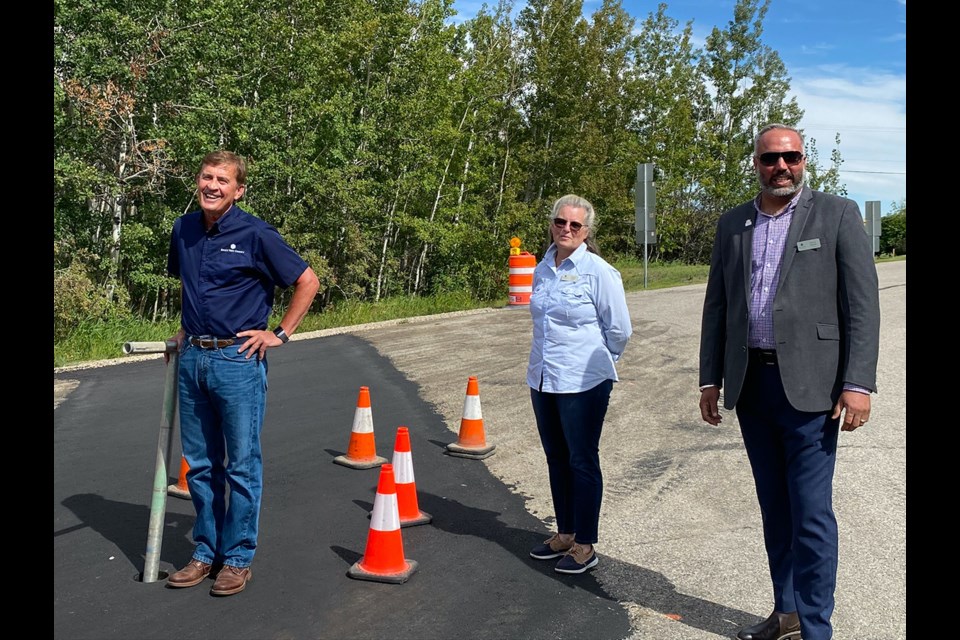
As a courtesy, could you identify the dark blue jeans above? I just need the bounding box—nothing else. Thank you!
[530,379,613,544]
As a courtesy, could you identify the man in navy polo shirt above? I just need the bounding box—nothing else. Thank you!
[165,150,319,596]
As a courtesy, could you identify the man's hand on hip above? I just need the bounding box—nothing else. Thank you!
[237,329,284,360]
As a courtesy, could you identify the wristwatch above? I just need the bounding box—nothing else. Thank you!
[273,326,289,343]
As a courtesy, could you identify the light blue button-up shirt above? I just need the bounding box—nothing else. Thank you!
[526,242,633,393]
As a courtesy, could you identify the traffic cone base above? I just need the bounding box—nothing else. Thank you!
[167,483,191,499]
[347,558,419,584]
[400,513,432,527]
[167,456,191,499]
[444,442,496,459]
[334,387,387,469]
[333,452,388,469]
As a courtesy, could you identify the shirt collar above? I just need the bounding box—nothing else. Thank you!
[753,186,803,219]
[202,204,240,234]
[545,241,589,266]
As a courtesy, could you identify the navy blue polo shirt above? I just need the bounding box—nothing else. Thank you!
[167,205,309,337]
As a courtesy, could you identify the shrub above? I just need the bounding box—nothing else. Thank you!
[54,261,132,342]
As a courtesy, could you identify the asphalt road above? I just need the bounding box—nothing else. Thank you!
[54,260,906,640]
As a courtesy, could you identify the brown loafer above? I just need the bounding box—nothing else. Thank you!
[210,565,252,596]
[737,611,801,640]
[167,559,215,588]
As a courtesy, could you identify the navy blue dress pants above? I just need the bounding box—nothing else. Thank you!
[735,359,840,640]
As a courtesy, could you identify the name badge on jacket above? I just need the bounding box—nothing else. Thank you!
[797,238,821,251]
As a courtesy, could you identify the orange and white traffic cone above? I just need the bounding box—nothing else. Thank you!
[391,427,432,527]
[167,456,191,499]
[347,463,419,584]
[445,376,496,459]
[334,386,388,469]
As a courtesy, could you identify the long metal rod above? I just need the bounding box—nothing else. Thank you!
[124,340,179,583]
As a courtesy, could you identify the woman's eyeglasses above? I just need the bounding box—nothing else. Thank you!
[552,218,584,232]
[757,151,804,167]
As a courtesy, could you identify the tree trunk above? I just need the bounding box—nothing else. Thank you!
[375,170,405,301]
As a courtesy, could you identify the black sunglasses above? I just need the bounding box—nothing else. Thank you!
[552,218,584,232]
[757,151,804,167]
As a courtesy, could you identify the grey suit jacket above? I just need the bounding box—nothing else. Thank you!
[699,188,880,412]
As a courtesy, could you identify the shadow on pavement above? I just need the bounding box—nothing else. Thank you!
[58,493,197,573]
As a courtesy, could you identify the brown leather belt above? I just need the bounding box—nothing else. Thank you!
[188,336,236,349]
[749,348,778,365]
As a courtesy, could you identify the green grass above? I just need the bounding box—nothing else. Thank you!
[615,259,711,291]
[55,317,183,368]
[292,290,501,334]
[54,256,903,369]
[54,291,500,369]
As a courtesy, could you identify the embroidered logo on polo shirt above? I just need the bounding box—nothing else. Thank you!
[220,243,246,254]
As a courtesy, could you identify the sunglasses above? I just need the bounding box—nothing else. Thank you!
[757,151,804,167]
[552,218,584,232]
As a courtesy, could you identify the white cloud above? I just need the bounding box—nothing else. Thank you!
[790,64,906,210]
[799,42,837,55]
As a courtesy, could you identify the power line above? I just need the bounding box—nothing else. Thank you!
[841,169,906,175]
[802,124,906,133]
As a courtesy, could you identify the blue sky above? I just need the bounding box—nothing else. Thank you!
[451,0,907,215]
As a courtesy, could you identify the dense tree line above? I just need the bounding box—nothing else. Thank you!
[54,0,847,329]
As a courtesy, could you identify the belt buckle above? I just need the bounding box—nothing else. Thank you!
[191,335,234,349]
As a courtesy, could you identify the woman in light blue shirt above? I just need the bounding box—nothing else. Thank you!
[526,194,633,574]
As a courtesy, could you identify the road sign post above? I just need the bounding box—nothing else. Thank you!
[634,163,658,288]
[864,201,881,254]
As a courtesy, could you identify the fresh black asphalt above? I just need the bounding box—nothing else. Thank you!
[54,334,632,640]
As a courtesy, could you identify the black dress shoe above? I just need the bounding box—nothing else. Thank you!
[737,611,801,640]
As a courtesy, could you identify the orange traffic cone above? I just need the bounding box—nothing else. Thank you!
[446,376,496,459]
[334,386,388,469]
[391,427,432,527]
[167,456,191,499]
[347,463,419,584]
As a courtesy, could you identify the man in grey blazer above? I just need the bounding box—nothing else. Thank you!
[698,123,880,640]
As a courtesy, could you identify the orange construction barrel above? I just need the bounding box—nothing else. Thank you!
[508,252,536,305]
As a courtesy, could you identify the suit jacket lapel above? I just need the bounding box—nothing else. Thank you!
[779,189,814,289]
[739,204,756,300]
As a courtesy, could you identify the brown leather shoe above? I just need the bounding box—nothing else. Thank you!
[167,559,215,588]
[737,611,802,640]
[210,565,252,596]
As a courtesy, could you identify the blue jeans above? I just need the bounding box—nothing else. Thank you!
[736,361,839,640]
[530,379,613,544]
[178,343,268,568]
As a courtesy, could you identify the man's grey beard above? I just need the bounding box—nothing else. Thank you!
[759,168,806,197]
